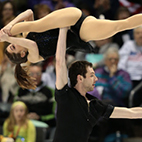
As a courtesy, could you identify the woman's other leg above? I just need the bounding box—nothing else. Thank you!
[80,14,142,42]
[11,7,82,35]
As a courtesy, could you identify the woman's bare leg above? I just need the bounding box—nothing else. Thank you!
[80,14,142,42]
[11,7,81,35]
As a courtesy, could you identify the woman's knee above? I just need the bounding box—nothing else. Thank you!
[68,7,82,19]
[70,7,81,14]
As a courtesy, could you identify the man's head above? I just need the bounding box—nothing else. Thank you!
[69,61,98,92]
[104,47,119,70]
[29,62,43,86]
[134,26,142,46]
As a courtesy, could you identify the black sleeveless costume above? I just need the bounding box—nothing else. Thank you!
[26,13,94,59]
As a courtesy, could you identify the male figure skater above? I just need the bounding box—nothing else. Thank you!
[54,27,142,142]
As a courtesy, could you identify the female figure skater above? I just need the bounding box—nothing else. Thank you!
[1,7,142,89]
[3,101,36,142]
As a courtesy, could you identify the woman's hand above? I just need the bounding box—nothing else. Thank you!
[0,30,9,42]
[2,24,12,36]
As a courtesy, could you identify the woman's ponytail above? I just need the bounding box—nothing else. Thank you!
[14,64,36,89]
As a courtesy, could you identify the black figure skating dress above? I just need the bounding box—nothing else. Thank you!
[26,13,94,59]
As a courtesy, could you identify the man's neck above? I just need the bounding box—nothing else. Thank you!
[74,84,86,98]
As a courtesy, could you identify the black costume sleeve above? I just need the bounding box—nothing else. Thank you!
[89,98,114,120]
[55,84,69,100]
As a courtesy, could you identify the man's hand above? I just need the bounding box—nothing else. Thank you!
[28,112,40,120]
[60,27,69,32]
[0,30,9,42]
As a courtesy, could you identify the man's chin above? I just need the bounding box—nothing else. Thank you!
[89,88,94,92]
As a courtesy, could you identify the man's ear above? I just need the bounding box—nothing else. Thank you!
[77,75,83,83]
[20,51,26,58]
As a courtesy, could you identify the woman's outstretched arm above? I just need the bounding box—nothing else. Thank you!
[110,107,142,119]
[2,9,34,36]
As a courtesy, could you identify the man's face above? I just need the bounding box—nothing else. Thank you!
[134,27,142,46]
[82,67,98,92]
[105,53,119,70]
[29,66,42,86]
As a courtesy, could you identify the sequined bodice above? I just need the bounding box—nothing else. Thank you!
[26,29,59,59]
[26,28,94,59]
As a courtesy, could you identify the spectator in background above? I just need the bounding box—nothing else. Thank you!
[53,0,75,10]
[77,3,91,16]
[0,43,19,103]
[42,58,56,90]
[0,42,4,64]
[86,37,119,69]
[92,0,119,19]
[120,0,142,14]
[15,63,56,137]
[0,1,17,65]
[27,0,74,11]
[3,101,36,142]
[113,6,132,47]
[118,25,142,106]
[34,4,51,20]
[94,37,119,55]
[12,0,28,13]
[95,47,132,107]
[128,0,142,5]
[0,1,16,29]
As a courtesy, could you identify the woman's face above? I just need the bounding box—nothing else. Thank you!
[13,105,26,122]
[2,2,14,19]
[6,44,26,54]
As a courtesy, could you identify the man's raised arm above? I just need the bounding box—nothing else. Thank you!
[55,28,68,90]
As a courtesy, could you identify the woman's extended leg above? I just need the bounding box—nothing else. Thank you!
[10,7,81,35]
[80,14,142,42]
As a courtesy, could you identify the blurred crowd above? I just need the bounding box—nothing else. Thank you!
[1,0,142,142]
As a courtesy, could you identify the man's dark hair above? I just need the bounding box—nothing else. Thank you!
[68,60,93,88]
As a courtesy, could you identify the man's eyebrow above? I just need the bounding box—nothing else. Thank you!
[90,72,95,74]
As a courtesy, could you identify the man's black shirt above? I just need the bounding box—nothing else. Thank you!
[53,84,114,142]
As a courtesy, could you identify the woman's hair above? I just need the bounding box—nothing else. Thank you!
[6,101,28,132]
[5,49,36,89]
[69,60,93,87]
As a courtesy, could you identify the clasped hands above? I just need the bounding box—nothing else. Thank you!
[0,24,12,42]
